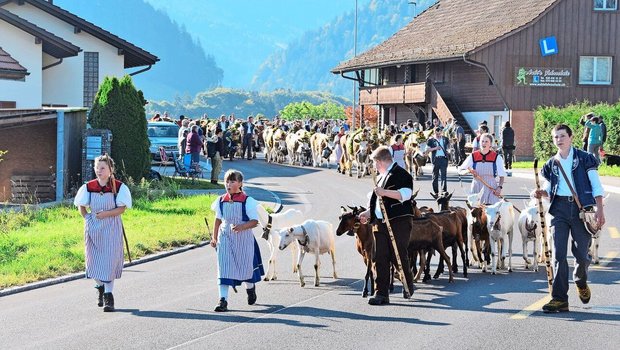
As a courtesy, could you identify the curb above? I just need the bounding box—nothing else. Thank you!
[0,242,210,298]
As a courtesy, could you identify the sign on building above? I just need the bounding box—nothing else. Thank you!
[539,36,558,57]
[515,67,572,87]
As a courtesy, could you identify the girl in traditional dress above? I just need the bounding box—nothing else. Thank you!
[74,154,132,312]
[458,133,506,205]
[390,134,406,169]
[210,169,264,312]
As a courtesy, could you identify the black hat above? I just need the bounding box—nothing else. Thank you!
[435,126,444,132]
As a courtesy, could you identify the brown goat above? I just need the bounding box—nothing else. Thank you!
[336,206,375,297]
[408,217,454,283]
[469,206,491,270]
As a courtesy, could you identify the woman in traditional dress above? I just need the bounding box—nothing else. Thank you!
[210,169,264,312]
[74,154,132,312]
[458,133,506,205]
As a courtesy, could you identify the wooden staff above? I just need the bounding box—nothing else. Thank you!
[467,168,521,213]
[111,177,132,263]
[370,168,410,298]
[533,158,554,294]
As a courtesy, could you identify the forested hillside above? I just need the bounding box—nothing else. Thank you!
[251,0,435,97]
[146,88,350,119]
[56,0,223,100]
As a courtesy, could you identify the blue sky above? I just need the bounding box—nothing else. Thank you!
[144,0,371,87]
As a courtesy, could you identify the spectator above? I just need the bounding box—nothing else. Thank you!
[186,125,202,165]
[585,116,603,162]
[501,121,516,173]
[579,112,595,151]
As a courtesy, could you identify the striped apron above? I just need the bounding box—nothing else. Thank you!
[84,191,124,282]
[470,160,501,205]
[217,200,264,286]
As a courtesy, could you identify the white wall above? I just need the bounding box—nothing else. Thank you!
[5,2,126,107]
[0,21,42,108]
[462,111,510,137]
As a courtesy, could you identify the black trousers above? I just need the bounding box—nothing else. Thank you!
[373,216,413,297]
[242,134,253,159]
[432,157,449,194]
[502,147,514,169]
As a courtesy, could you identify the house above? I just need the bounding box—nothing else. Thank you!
[332,0,620,158]
[0,0,158,109]
[0,0,158,203]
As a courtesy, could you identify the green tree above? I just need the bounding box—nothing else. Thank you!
[88,75,150,180]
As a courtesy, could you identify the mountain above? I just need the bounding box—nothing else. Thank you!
[55,0,223,100]
[251,0,435,98]
[145,88,350,119]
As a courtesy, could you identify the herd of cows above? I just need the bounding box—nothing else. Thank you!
[246,125,605,297]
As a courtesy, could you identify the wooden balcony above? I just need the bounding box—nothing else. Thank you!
[359,82,427,105]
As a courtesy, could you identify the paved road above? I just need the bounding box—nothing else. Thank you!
[1,157,618,349]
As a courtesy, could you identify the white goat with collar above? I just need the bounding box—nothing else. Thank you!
[278,219,337,287]
[484,200,515,274]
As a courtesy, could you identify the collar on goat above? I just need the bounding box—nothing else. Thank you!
[261,214,273,240]
[298,225,310,246]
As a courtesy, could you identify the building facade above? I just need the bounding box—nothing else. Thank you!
[332,0,620,158]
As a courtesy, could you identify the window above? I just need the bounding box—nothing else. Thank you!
[594,0,617,10]
[364,68,379,86]
[579,56,612,85]
[83,52,99,108]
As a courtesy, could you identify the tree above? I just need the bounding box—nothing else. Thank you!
[345,106,379,128]
[89,75,151,180]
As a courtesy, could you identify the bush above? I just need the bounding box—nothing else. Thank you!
[88,75,151,181]
[534,101,620,160]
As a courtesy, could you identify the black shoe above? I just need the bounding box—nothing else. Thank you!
[103,293,115,312]
[542,299,569,313]
[210,180,218,184]
[368,294,390,305]
[96,285,104,307]
[214,297,228,312]
[247,287,257,305]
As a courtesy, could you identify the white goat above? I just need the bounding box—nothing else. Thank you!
[589,194,609,264]
[484,200,515,274]
[518,198,551,271]
[278,219,337,287]
[256,205,304,281]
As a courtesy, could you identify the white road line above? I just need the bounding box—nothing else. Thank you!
[609,227,620,239]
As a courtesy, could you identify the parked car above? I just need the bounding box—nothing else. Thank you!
[148,121,180,161]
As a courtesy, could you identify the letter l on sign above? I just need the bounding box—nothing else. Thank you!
[540,36,558,57]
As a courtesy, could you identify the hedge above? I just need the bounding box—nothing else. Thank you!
[533,101,620,160]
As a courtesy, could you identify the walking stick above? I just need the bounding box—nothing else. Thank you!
[467,168,522,213]
[533,158,554,294]
[370,168,411,298]
[111,177,132,263]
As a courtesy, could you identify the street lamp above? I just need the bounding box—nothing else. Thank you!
[352,0,358,130]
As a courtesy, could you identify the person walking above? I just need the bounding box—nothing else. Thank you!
[210,170,264,312]
[453,120,466,166]
[74,154,132,312]
[206,128,225,184]
[532,124,605,313]
[501,121,516,175]
[358,146,414,305]
[426,126,451,195]
[458,133,506,205]
[584,116,603,162]
[241,116,255,160]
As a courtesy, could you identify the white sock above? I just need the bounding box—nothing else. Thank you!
[219,285,229,300]
[245,282,255,290]
[104,280,114,293]
[95,279,103,287]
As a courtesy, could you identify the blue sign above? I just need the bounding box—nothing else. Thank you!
[540,36,558,57]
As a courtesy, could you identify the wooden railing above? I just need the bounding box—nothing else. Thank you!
[359,82,426,105]
[429,82,454,126]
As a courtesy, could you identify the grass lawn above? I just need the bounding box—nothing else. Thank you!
[511,161,620,176]
[0,194,217,289]
[167,177,225,190]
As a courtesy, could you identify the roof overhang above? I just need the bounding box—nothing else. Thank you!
[331,56,463,74]
[1,0,159,68]
[0,7,80,58]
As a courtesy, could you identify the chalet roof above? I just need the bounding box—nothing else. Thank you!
[0,0,159,68]
[332,0,560,73]
[0,8,80,59]
[0,46,28,78]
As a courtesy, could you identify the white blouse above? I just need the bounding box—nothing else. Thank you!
[73,183,133,209]
[210,196,259,221]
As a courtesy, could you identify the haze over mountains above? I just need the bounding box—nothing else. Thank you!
[55,0,435,107]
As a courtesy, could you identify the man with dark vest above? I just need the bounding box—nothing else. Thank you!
[241,115,255,160]
[359,146,414,305]
[426,126,451,195]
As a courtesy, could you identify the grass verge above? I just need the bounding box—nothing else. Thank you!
[0,194,216,289]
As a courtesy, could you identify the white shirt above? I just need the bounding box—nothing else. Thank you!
[73,182,132,209]
[458,152,507,177]
[211,196,259,221]
[369,162,413,219]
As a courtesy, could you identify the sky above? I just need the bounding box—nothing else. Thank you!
[143,0,372,87]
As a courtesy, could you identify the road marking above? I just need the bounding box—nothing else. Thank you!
[609,227,620,239]
[600,251,619,267]
[510,295,551,320]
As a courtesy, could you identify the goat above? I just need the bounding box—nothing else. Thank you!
[517,198,550,271]
[484,200,515,274]
[278,219,337,287]
[256,205,304,281]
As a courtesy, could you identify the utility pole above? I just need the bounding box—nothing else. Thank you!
[352,0,358,130]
